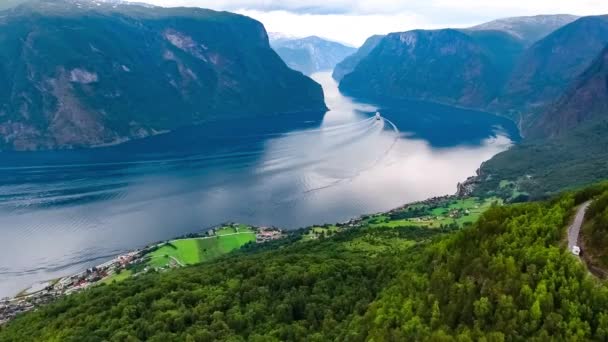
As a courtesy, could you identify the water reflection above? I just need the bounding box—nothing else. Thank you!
[0,72,517,297]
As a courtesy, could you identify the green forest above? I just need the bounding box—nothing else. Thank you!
[473,120,608,201]
[3,184,608,341]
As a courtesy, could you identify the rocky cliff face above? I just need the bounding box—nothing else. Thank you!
[526,46,608,139]
[0,0,326,150]
[339,29,523,108]
[270,36,356,75]
[332,35,384,81]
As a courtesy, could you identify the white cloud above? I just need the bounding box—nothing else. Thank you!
[237,10,439,46]
[140,0,608,46]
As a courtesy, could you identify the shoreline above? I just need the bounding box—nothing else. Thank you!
[0,191,500,325]
[0,223,283,325]
[3,188,472,303]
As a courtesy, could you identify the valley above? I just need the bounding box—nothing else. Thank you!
[0,71,516,298]
[2,1,608,340]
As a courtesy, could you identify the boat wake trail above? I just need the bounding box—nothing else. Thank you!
[274,115,401,202]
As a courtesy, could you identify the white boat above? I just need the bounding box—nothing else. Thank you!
[375,112,381,120]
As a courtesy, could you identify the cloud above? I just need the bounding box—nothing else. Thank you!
[144,0,608,16]
[140,0,608,46]
[237,10,443,46]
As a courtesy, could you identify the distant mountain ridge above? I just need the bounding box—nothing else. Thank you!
[0,0,326,150]
[270,35,356,75]
[469,14,579,45]
[337,14,607,120]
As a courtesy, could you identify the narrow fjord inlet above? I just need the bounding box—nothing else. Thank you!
[5,1,608,340]
[0,72,516,297]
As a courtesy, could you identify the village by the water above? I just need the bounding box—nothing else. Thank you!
[0,224,285,325]
[1,195,498,325]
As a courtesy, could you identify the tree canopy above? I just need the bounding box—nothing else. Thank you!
[3,184,608,341]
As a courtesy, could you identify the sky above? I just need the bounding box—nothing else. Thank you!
[141,0,608,46]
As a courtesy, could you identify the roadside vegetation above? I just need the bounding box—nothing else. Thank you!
[580,188,608,277]
[4,184,608,340]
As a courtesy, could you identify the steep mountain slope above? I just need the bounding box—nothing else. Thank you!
[0,0,326,150]
[471,122,608,200]
[463,30,527,83]
[270,35,356,75]
[469,14,579,45]
[472,46,608,199]
[526,46,608,138]
[495,15,608,117]
[2,184,607,340]
[332,34,384,81]
[580,191,608,275]
[339,29,524,108]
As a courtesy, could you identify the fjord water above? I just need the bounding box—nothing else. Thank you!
[0,72,518,297]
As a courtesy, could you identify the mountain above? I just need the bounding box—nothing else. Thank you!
[527,46,608,138]
[0,0,326,151]
[339,29,524,108]
[2,183,608,340]
[469,14,579,45]
[471,46,608,199]
[495,15,608,117]
[332,34,384,81]
[270,35,356,75]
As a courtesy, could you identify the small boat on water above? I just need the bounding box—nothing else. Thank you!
[375,112,381,120]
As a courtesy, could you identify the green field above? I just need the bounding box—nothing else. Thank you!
[147,226,256,268]
[366,197,500,229]
[101,269,133,285]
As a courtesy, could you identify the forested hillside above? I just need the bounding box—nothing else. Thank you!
[0,0,326,150]
[340,29,519,108]
[2,184,608,340]
[581,190,608,275]
[473,45,608,200]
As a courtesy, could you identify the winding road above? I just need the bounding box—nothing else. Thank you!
[567,201,591,252]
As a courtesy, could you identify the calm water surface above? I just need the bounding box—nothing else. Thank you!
[0,72,519,296]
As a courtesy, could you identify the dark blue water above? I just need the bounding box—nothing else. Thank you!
[0,72,519,297]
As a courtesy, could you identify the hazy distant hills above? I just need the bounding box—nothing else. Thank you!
[270,35,356,75]
[332,35,384,81]
[468,14,579,45]
[0,0,326,150]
